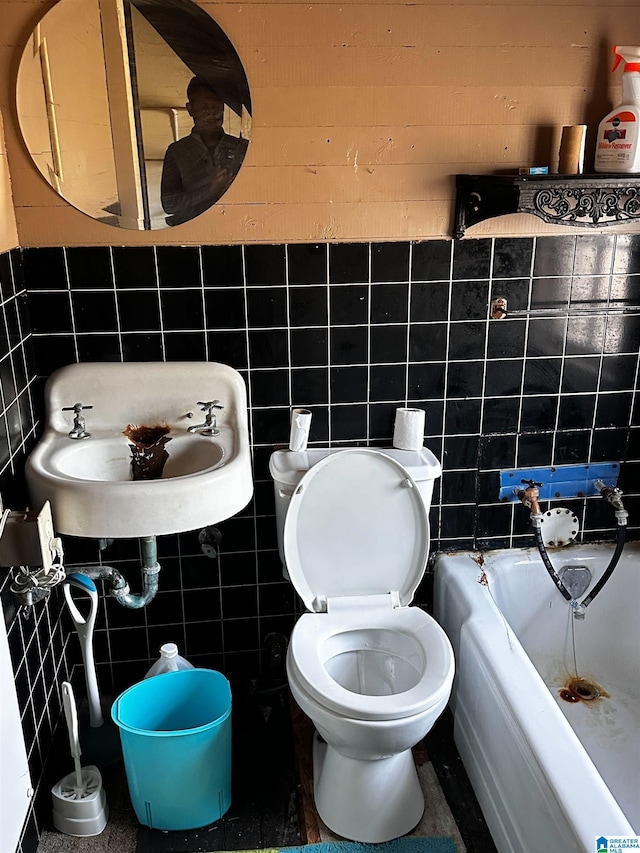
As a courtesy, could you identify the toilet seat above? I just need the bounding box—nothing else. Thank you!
[284,449,453,722]
[283,449,430,612]
[288,600,454,721]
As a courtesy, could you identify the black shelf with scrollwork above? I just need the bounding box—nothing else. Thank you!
[454,173,640,238]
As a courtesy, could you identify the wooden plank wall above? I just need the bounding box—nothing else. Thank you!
[1,0,640,247]
[0,110,18,253]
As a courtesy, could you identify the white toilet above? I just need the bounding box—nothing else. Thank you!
[269,447,455,843]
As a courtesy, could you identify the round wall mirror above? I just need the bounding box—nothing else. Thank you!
[16,0,252,230]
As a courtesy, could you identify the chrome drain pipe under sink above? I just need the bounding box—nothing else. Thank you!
[73,535,160,609]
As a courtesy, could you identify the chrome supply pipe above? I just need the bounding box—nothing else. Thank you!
[73,535,160,609]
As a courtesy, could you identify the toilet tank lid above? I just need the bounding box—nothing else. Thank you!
[269,447,441,488]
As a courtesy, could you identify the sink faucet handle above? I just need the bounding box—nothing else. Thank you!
[188,401,223,436]
[521,478,543,488]
[62,402,94,414]
[62,402,93,440]
[196,400,224,412]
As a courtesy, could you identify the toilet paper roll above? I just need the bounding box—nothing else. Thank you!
[289,408,312,452]
[558,125,587,175]
[392,408,426,451]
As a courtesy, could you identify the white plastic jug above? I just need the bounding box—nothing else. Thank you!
[145,643,194,678]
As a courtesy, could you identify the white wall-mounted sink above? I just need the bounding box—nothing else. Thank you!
[26,362,253,539]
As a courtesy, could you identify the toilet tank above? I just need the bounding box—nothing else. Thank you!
[268,447,442,568]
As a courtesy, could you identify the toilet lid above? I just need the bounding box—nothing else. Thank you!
[283,449,429,612]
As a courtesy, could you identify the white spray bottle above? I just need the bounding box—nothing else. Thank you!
[594,45,640,173]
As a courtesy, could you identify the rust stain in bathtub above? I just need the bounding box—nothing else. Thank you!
[470,553,489,585]
[559,676,609,704]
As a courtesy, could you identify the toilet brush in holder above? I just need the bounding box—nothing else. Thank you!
[51,682,108,837]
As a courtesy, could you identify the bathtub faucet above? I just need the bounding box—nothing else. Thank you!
[517,479,543,515]
[594,480,628,524]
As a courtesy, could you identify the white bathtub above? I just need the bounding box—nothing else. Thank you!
[434,542,639,853]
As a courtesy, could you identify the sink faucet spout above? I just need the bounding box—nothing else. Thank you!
[188,400,223,436]
[62,402,93,440]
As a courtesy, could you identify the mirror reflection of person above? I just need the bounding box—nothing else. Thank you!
[161,76,248,226]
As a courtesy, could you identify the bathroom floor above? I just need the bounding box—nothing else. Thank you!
[36,687,496,853]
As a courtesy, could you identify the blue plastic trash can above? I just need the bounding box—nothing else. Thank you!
[111,668,231,830]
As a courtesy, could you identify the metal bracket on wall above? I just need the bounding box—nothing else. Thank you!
[499,462,621,502]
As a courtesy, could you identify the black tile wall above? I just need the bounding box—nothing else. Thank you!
[5,235,640,850]
[0,250,78,853]
[22,236,640,555]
